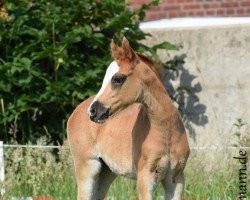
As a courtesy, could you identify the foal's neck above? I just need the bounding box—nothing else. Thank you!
[141,70,177,133]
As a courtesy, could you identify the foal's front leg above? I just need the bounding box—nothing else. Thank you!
[74,158,102,200]
[96,162,117,199]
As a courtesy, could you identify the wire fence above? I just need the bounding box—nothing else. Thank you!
[2,144,61,149]
[1,143,250,150]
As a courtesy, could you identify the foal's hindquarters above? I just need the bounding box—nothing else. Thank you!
[67,96,189,200]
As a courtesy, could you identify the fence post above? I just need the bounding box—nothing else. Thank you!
[0,141,5,196]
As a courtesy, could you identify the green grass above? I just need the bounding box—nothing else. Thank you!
[2,145,250,199]
[5,175,77,199]
[3,163,249,199]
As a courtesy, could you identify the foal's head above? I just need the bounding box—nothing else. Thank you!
[88,37,159,123]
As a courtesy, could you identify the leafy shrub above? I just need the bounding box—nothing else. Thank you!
[0,0,179,144]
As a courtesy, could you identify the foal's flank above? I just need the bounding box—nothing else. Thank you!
[67,37,190,200]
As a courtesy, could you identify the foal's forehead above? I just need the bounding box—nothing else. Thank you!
[103,61,119,83]
[99,61,119,90]
[92,61,119,102]
[106,61,119,76]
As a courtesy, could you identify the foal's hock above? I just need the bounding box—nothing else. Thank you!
[67,37,190,200]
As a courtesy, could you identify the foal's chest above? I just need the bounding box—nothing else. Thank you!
[94,103,157,179]
[96,122,137,179]
[94,104,144,179]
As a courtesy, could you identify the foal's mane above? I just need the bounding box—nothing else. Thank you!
[136,53,163,81]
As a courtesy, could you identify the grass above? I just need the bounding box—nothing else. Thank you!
[3,166,247,200]
[2,141,250,199]
[5,175,77,199]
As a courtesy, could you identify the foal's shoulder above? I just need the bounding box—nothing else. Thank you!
[69,96,94,118]
[67,96,95,134]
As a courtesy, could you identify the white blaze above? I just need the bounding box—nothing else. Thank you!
[88,61,119,114]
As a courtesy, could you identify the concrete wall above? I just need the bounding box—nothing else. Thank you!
[142,24,250,147]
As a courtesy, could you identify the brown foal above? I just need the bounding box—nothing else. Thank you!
[67,37,190,200]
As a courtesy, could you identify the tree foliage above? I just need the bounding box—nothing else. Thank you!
[0,0,179,144]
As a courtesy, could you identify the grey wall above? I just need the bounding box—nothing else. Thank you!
[142,25,250,147]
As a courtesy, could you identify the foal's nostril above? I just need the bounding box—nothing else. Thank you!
[89,107,96,117]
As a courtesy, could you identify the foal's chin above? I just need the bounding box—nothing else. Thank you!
[90,113,109,124]
[96,119,107,123]
[95,111,114,123]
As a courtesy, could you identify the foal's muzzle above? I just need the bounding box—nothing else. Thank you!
[88,101,110,123]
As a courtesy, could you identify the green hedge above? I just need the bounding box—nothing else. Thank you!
[0,0,179,144]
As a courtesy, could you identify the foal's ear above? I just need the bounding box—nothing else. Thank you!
[111,39,123,60]
[111,37,138,65]
[122,37,137,61]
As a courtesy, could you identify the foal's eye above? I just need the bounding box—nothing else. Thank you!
[112,74,127,86]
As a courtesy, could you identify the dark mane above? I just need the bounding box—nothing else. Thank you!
[136,53,164,81]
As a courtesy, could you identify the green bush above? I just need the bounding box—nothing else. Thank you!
[0,0,180,144]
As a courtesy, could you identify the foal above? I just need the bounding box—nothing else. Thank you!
[67,37,190,200]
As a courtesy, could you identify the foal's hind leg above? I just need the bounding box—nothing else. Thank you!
[161,170,184,200]
[137,167,160,200]
[96,162,117,199]
[74,159,102,200]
